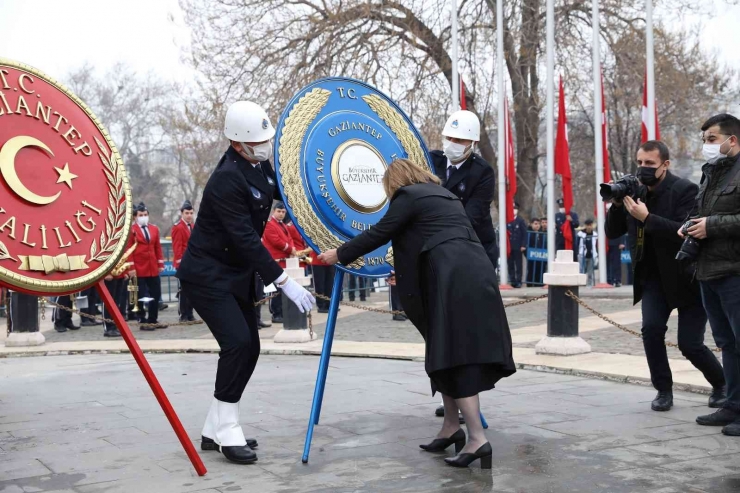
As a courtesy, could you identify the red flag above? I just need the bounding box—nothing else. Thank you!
[600,71,610,253]
[641,68,661,143]
[504,98,516,223]
[555,77,574,251]
[460,76,467,110]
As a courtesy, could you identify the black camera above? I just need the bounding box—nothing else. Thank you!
[676,220,701,262]
[599,174,645,202]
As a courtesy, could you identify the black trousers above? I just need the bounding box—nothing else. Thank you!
[137,276,161,323]
[81,287,100,316]
[102,278,125,332]
[177,280,194,320]
[312,265,335,310]
[607,248,622,284]
[348,275,368,300]
[53,295,73,324]
[181,280,260,403]
[641,276,725,391]
[270,289,283,318]
[390,284,402,311]
[508,249,524,285]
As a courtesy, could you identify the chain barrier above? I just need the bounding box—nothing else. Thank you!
[564,289,722,354]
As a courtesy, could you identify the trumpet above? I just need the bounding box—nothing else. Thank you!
[128,276,139,313]
[296,248,314,264]
[111,241,137,277]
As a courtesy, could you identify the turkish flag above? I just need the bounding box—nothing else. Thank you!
[555,77,574,251]
[600,71,610,253]
[460,75,467,110]
[504,98,516,223]
[641,68,661,143]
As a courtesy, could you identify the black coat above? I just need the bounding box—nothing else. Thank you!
[337,183,515,379]
[431,151,496,245]
[507,216,528,249]
[177,146,283,296]
[605,171,699,308]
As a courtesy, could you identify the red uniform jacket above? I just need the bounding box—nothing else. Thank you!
[127,223,164,277]
[171,219,194,270]
[262,217,294,268]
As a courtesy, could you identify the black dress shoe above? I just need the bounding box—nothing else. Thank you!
[722,419,740,436]
[444,442,492,469]
[81,318,101,327]
[65,321,80,331]
[651,390,673,411]
[201,435,258,450]
[697,408,740,426]
[103,329,122,337]
[435,405,445,417]
[709,387,728,409]
[271,316,283,323]
[318,308,329,314]
[419,429,465,453]
[54,323,68,333]
[187,316,196,322]
[258,320,272,328]
[392,314,407,321]
[221,445,257,464]
[140,325,156,331]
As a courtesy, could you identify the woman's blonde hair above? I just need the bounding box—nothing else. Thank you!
[382,158,441,197]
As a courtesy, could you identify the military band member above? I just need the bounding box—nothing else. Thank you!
[431,109,497,419]
[262,201,294,324]
[52,294,79,332]
[127,203,167,329]
[172,200,196,322]
[177,101,315,465]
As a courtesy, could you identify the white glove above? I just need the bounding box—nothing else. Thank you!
[279,275,315,313]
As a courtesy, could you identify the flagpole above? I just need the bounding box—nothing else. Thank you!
[546,0,556,271]
[646,0,656,139]
[592,0,608,287]
[497,0,509,287]
[451,0,459,111]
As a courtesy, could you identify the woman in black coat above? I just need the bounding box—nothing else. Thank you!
[320,159,515,468]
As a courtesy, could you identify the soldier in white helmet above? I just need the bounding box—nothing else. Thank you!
[430,109,497,420]
[177,101,315,465]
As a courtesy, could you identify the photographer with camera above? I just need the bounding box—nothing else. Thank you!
[680,114,740,435]
[604,140,725,413]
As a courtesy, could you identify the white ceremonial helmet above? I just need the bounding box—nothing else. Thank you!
[224,101,275,142]
[442,110,480,142]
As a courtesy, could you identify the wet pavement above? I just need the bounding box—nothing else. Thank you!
[1,353,738,492]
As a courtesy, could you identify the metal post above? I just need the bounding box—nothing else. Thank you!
[592,0,609,287]
[646,0,656,140]
[497,0,509,287]
[546,0,556,271]
[451,0,459,111]
[302,270,344,463]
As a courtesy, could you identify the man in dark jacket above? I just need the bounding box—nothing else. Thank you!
[507,202,527,288]
[606,223,626,287]
[685,114,740,435]
[431,109,497,268]
[177,101,314,464]
[606,140,725,413]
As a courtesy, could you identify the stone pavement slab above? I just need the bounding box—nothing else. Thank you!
[1,353,739,492]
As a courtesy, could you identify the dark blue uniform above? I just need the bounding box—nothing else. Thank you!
[177,146,282,403]
[507,216,527,287]
[607,234,626,286]
[430,151,498,268]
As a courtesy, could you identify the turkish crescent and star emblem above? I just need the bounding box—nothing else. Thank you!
[0,59,132,294]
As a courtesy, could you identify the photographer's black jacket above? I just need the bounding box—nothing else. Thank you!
[605,171,700,308]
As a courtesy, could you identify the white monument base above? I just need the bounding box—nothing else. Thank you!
[535,336,591,356]
[273,328,317,343]
[5,331,46,347]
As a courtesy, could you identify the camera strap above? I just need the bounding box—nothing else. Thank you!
[635,224,645,262]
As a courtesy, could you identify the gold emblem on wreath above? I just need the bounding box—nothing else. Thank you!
[279,87,426,269]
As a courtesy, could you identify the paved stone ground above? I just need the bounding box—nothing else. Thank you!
[1,353,739,492]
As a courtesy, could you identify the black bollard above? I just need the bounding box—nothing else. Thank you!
[282,293,307,330]
[547,286,579,337]
[5,291,45,347]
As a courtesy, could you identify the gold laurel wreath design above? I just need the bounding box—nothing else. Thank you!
[361,94,427,170]
[0,241,15,262]
[88,137,126,262]
[279,87,365,269]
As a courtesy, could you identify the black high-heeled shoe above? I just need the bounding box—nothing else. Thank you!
[419,429,465,453]
[444,442,492,469]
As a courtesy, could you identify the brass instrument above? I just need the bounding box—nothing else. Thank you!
[110,241,139,312]
[296,248,314,264]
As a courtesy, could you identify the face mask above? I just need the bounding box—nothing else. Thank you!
[242,141,273,162]
[443,139,472,163]
[702,137,731,164]
[637,165,663,186]
[137,216,149,227]
[558,207,565,214]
